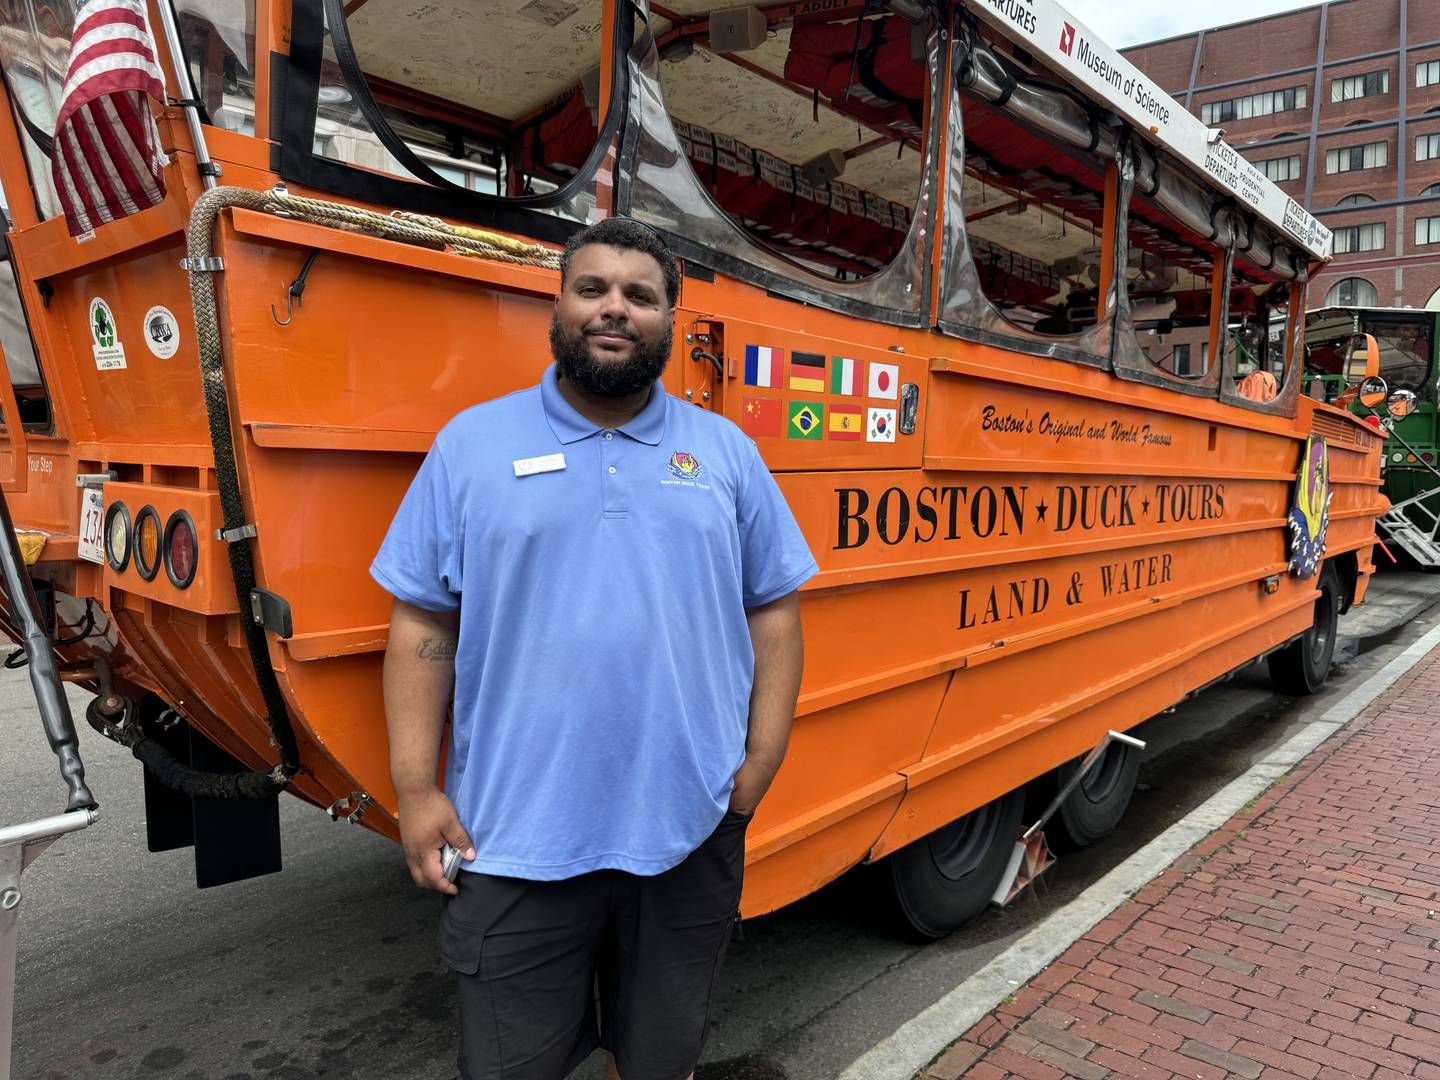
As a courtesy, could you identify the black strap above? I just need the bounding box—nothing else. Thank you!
[1208,196,1235,243]
[1233,211,1256,255]
[1141,144,1162,197]
[16,102,55,159]
[280,0,325,182]
[0,62,54,158]
[989,72,1017,109]
[855,19,924,125]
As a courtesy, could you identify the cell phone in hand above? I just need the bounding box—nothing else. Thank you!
[440,843,463,883]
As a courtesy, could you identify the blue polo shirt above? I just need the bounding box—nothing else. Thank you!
[371,365,817,880]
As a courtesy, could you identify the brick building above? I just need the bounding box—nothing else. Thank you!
[1123,0,1440,310]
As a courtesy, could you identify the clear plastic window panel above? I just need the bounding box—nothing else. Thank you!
[620,1,940,322]
[652,12,925,281]
[0,0,75,219]
[174,0,257,136]
[936,21,1119,363]
[313,0,608,215]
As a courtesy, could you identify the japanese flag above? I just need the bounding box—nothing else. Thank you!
[868,362,899,400]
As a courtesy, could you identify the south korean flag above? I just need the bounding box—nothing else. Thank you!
[867,406,896,443]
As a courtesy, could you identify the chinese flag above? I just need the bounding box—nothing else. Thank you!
[742,397,784,439]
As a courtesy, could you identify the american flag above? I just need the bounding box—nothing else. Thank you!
[51,0,168,238]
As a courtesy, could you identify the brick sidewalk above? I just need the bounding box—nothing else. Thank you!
[921,645,1440,1080]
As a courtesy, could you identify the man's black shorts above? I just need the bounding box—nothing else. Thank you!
[438,810,750,1080]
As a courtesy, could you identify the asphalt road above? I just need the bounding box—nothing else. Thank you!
[6,567,1439,1080]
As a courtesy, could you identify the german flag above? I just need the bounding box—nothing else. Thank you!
[789,351,825,393]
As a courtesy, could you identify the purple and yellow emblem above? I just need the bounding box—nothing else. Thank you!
[667,451,704,481]
[1287,435,1330,578]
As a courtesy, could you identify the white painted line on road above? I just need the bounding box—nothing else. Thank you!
[840,617,1440,1080]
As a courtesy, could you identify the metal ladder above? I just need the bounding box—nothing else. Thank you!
[1377,488,1440,569]
[1370,414,1440,571]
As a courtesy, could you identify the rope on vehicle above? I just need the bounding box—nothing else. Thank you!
[187,186,301,796]
[256,187,561,269]
[180,185,559,799]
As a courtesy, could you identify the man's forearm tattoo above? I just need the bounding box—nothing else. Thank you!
[416,637,457,661]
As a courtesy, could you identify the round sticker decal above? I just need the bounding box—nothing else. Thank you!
[142,305,180,359]
[88,297,126,371]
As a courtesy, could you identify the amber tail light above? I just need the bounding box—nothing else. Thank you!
[133,506,161,581]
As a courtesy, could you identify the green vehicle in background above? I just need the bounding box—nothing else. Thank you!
[1305,307,1439,568]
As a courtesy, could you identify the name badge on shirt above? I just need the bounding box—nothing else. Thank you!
[513,453,567,478]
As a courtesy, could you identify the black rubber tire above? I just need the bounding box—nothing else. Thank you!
[889,787,1027,939]
[1045,739,1143,853]
[1268,563,1342,696]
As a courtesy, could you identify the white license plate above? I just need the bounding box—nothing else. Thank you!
[77,487,104,564]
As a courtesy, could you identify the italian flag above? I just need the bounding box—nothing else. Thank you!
[830,356,863,396]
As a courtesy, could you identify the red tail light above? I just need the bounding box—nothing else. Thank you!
[163,510,197,589]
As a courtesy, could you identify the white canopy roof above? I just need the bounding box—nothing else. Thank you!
[968,0,1332,260]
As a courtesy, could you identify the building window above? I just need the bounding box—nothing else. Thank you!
[1331,70,1390,102]
[1258,155,1301,182]
[1326,277,1378,306]
[1419,60,1440,88]
[1326,141,1388,173]
[1416,216,1440,245]
[1417,133,1440,161]
[1331,223,1386,253]
[1200,86,1307,125]
[1423,183,1440,197]
[1336,193,1376,206]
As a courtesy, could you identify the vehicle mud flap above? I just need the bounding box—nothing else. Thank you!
[191,729,282,887]
[142,714,195,853]
[142,709,282,886]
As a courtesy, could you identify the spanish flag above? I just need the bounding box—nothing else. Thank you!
[829,404,863,441]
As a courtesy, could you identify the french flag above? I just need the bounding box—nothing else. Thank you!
[745,345,784,388]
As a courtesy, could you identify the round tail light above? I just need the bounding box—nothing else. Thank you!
[104,501,131,571]
[163,510,198,589]
[133,506,161,581]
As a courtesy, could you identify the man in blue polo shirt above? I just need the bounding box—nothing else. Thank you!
[372,216,816,1080]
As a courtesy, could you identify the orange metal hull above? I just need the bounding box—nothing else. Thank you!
[0,120,1383,916]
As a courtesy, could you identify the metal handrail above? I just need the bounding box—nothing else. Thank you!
[0,445,97,1080]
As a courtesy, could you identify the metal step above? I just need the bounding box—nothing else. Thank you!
[1378,509,1440,569]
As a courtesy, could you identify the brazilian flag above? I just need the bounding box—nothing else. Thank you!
[788,401,823,440]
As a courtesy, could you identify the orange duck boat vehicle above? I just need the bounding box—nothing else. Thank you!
[0,0,1383,944]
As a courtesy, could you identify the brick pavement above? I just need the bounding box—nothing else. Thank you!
[919,643,1440,1080]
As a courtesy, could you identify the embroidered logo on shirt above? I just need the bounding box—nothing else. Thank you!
[667,451,704,480]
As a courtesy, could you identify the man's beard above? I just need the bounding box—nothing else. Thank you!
[550,315,673,397]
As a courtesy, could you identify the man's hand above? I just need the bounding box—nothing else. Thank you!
[733,591,804,819]
[397,787,476,895]
[729,753,781,817]
[384,599,466,893]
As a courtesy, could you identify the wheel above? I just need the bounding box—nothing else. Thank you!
[888,787,1026,939]
[1043,738,1142,853]
[1268,563,1342,696]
